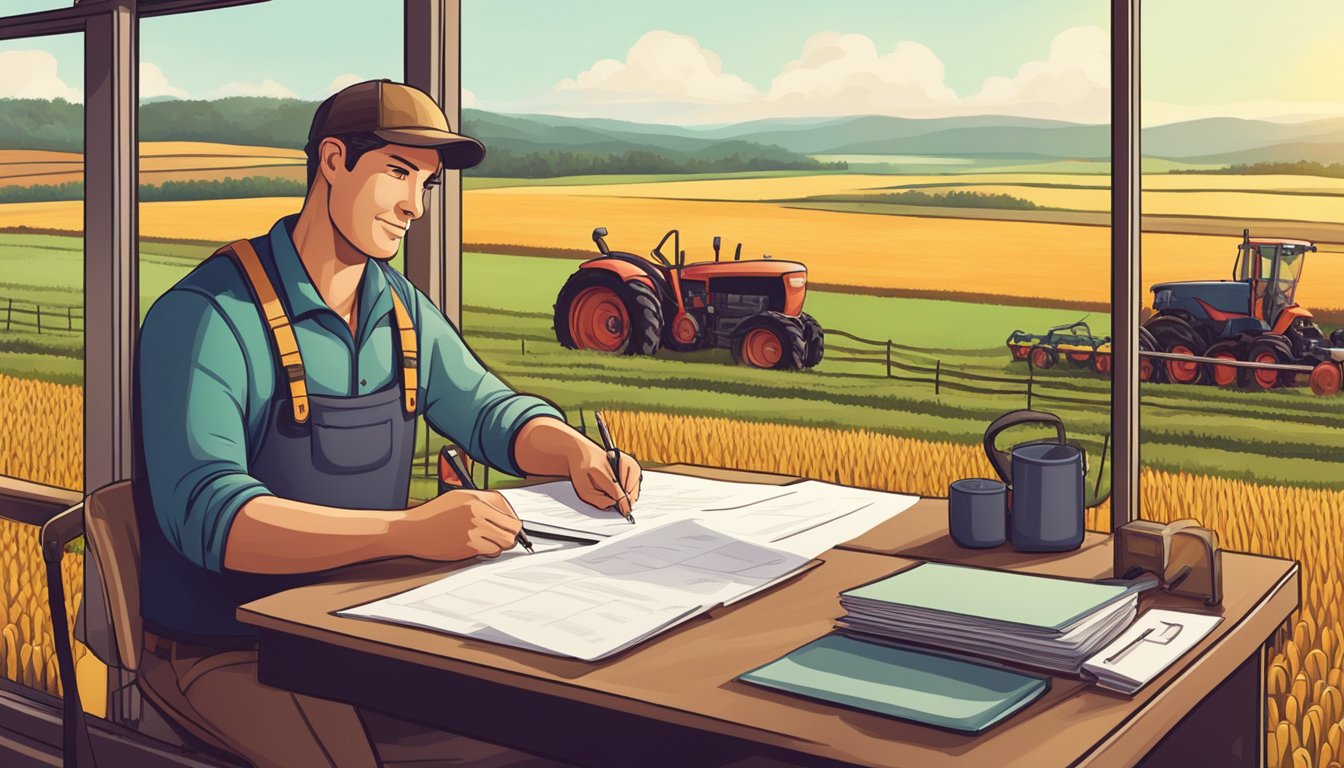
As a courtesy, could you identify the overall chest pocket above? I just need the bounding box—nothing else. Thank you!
[309,410,395,474]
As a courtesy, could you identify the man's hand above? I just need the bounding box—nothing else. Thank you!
[512,416,643,517]
[401,489,523,560]
[567,442,643,519]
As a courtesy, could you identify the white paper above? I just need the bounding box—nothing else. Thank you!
[339,519,812,661]
[1082,608,1222,693]
[502,471,918,554]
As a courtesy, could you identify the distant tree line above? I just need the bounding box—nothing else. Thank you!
[1170,160,1344,178]
[811,190,1041,210]
[0,176,305,203]
[1,97,842,178]
[463,148,846,178]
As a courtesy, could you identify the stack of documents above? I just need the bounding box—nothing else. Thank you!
[837,562,1139,675]
[499,470,919,558]
[340,519,814,661]
[1081,609,1222,694]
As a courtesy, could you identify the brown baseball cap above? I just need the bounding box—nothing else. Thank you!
[309,79,486,169]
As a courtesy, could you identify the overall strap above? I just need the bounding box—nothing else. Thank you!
[387,281,418,415]
[216,239,311,423]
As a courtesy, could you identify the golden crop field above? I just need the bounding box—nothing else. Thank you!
[604,409,1344,768]
[0,143,304,189]
[0,516,101,712]
[0,374,82,490]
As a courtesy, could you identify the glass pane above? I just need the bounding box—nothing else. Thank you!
[1144,6,1344,768]
[461,0,1113,532]
[1,1,72,17]
[0,32,88,700]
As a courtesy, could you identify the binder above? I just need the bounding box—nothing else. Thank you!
[739,634,1050,733]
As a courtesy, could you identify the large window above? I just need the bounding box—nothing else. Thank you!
[0,29,86,699]
[459,0,1114,519]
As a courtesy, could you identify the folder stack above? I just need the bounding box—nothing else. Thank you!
[837,562,1139,675]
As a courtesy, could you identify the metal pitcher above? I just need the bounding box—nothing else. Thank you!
[984,410,1086,552]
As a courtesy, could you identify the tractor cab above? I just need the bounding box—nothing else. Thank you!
[1234,232,1316,330]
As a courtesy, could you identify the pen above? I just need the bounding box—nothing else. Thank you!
[444,446,533,554]
[593,410,635,524]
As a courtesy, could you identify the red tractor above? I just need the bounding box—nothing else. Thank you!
[1142,229,1344,392]
[553,228,824,369]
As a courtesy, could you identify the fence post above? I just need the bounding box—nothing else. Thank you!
[4,298,10,331]
[1095,433,1111,500]
[423,424,431,477]
[521,338,526,355]
[935,360,941,395]
[1027,370,1034,409]
[35,305,41,334]
[885,340,892,378]
[483,464,491,490]
[579,409,587,436]
[67,306,73,330]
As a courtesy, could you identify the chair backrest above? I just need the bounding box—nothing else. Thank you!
[80,480,142,672]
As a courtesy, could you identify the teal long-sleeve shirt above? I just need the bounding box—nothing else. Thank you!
[137,214,565,575]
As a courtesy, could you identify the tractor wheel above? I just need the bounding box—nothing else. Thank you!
[1138,326,1163,383]
[1202,340,1243,388]
[664,311,704,352]
[1310,362,1343,396]
[1029,345,1058,370]
[1332,328,1344,348]
[731,312,806,370]
[553,269,663,355]
[1064,351,1091,368]
[1147,315,1206,385]
[800,312,825,368]
[1092,352,1112,376]
[1242,336,1294,390]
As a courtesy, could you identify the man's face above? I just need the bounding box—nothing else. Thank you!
[324,141,442,259]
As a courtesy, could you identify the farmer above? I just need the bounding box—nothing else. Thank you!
[133,79,641,767]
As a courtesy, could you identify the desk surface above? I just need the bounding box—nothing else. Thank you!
[238,465,1299,768]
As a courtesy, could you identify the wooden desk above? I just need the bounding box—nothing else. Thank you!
[238,465,1299,768]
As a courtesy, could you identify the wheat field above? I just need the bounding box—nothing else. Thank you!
[605,409,1344,768]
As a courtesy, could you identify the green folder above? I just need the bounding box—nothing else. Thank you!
[842,562,1131,632]
[739,634,1049,733]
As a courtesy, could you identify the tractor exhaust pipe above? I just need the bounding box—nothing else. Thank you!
[713,236,721,262]
[593,227,610,255]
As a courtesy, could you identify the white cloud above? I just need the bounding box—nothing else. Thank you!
[555,31,758,104]
[0,49,81,103]
[462,88,477,109]
[965,26,1110,123]
[207,79,298,99]
[140,62,189,100]
[758,33,958,117]
[325,73,365,96]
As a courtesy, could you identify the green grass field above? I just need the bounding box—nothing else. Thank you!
[3,232,1343,492]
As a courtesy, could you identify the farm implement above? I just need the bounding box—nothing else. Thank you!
[553,227,824,370]
[1142,230,1344,395]
[1006,321,1113,375]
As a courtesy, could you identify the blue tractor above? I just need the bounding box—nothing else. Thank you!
[1142,230,1344,392]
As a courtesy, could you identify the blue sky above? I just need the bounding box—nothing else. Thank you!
[2,0,1343,125]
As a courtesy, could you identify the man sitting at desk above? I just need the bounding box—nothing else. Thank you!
[133,79,640,767]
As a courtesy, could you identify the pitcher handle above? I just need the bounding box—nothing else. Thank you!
[983,410,1067,483]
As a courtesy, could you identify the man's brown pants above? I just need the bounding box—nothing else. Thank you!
[138,633,570,768]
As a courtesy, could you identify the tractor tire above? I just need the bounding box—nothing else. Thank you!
[731,312,806,370]
[1029,345,1058,370]
[553,269,663,356]
[1332,328,1344,348]
[1202,340,1243,388]
[800,312,825,368]
[1242,336,1295,389]
[1139,326,1163,384]
[1147,315,1207,385]
[1310,361,1343,396]
[1064,350,1092,368]
[664,312,704,352]
[1092,352,1112,376]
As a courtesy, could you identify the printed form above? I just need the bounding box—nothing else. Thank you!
[501,470,918,545]
[339,519,814,661]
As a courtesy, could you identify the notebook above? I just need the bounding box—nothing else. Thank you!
[739,634,1050,733]
[837,562,1140,675]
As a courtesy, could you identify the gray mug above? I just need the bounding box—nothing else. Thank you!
[948,478,1007,548]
